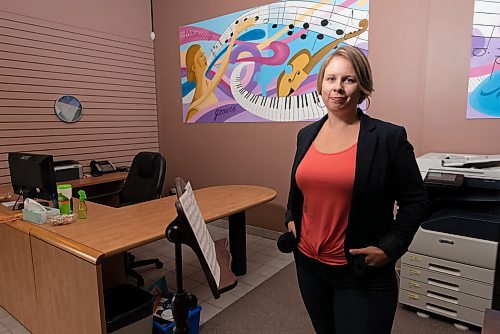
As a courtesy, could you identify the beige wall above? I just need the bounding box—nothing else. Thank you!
[2,0,152,41]
[0,0,158,184]
[154,0,500,231]
[420,0,499,154]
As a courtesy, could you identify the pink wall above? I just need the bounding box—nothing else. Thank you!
[154,0,500,231]
[420,0,499,154]
[2,0,152,41]
[368,0,431,151]
[0,0,158,184]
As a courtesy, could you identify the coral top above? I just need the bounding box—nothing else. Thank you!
[295,142,357,265]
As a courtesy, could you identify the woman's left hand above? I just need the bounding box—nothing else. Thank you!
[349,246,393,267]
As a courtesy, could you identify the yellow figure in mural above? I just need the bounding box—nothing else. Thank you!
[185,17,257,122]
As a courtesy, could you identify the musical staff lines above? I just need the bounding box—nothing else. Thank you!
[206,0,369,64]
[470,0,500,67]
[471,0,500,46]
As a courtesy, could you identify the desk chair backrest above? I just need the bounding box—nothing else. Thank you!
[119,152,166,206]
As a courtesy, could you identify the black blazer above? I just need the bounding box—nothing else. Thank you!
[286,110,428,263]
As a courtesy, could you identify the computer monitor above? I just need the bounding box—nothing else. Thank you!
[8,152,58,206]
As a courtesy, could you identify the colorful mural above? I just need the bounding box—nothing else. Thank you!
[179,0,370,123]
[468,0,500,119]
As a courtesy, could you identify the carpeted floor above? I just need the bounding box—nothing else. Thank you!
[200,263,482,334]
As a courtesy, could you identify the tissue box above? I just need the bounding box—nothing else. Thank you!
[22,207,60,224]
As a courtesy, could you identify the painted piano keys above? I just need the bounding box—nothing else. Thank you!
[230,63,326,121]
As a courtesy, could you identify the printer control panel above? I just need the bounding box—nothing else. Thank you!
[424,172,464,187]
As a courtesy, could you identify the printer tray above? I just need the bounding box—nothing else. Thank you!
[423,212,500,242]
[409,211,500,269]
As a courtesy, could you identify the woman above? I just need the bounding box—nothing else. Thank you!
[285,45,428,334]
[185,17,256,122]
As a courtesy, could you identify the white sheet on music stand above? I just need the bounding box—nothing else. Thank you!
[178,182,221,286]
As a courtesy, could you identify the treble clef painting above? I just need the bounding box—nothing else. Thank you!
[179,0,370,123]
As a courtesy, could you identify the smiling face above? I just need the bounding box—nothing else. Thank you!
[320,55,362,115]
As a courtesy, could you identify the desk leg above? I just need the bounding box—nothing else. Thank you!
[228,211,246,276]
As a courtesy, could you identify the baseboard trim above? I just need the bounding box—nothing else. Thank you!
[209,219,281,240]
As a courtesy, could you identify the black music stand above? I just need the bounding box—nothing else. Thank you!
[165,178,237,334]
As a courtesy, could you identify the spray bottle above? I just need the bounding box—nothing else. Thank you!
[77,189,87,219]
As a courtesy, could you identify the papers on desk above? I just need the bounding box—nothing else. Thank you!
[1,201,16,208]
[178,182,221,287]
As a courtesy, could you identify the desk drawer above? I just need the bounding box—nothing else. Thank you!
[399,277,492,311]
[400,262,493,299]
[402,252,495,285]
[399,289,485,326]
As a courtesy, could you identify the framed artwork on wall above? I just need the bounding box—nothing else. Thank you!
[467,0,500,119]
[179,0,370,123]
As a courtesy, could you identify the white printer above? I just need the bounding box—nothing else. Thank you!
[399,153,500,328]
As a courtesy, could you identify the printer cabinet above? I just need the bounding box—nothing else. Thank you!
[412,152,500,326]
[400,252,494,326]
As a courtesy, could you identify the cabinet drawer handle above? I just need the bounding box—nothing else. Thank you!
[428,278,459,291]
[409,255,422,261]
[429,263,460,276]
[439,238,455,245]
[426,303,457,317]
[427,291,458,304]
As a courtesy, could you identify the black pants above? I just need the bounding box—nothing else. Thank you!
[295,250,398,334]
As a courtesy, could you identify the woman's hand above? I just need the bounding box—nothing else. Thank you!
[349,246,392,267]
[287,221,297,237]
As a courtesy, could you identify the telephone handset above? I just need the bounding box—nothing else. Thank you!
[90,160,117,176]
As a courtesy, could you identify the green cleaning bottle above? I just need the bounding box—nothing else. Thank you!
[77,190,87,219]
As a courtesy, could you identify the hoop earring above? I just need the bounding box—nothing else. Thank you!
[359,97,371,111]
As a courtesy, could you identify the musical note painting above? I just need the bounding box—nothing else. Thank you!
[468,0,500,119]
[179,0,370,123]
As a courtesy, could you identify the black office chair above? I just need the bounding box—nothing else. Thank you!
[119,152,166,207]
[113,151,167,286]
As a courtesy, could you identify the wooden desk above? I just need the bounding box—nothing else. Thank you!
[0,185,276,334]
[65,172,128,206]
[0,172,128,207]
[65,172,128,188]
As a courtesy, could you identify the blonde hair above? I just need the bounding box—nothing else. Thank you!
[186,44,201,82]
[316,45,373,104]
